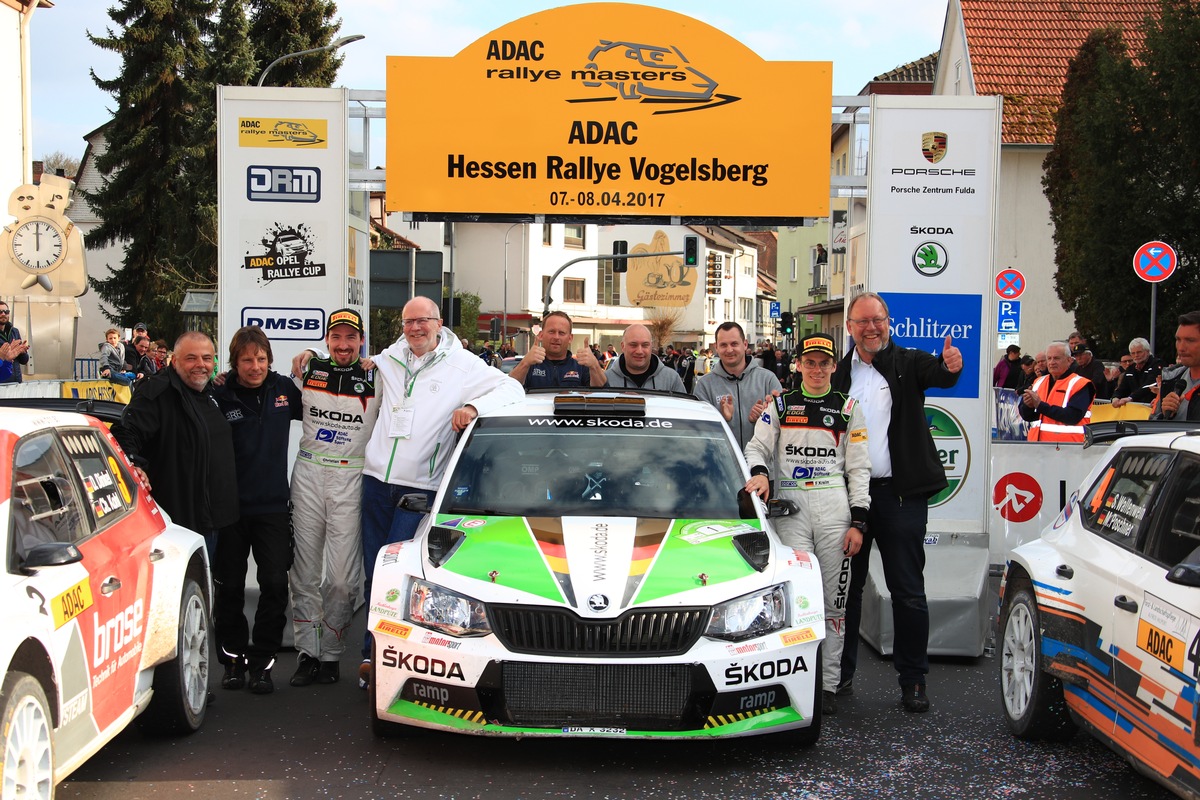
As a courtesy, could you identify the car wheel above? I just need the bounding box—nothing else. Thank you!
[368,643,413,738]
[999,584,1077,741]
[786,642,822,748]
[138,578,209,734]
[1,672,55,800]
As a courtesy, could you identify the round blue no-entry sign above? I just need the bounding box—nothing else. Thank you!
[1133,240,1177,283]
[995,269,1025,299]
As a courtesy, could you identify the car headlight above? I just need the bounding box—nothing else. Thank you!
[407,578,491,637]
[705,584,788,642]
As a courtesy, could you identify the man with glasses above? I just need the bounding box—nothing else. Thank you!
[298,297,523,688]
[831,292,962,713]
[1111,337,1163,408]
[744,333,870,717]
[0,302,30,383]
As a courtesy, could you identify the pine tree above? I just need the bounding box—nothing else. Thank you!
[178,0,257,288]
[84,0,217,338]
[248,0,342,87]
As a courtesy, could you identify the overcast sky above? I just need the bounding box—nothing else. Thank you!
[30,0,948,162]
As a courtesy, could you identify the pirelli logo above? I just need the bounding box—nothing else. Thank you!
[374,619,412,639]
[779,628,817,646]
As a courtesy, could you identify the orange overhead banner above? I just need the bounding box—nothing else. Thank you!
[386,3,831,221]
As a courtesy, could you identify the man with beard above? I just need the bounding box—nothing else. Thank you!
[605,324,686,392]
[509,310,606,389]
[289,309,380,687]
[831,292,962,713]
[0,301,29,382]
[112,332,238,555]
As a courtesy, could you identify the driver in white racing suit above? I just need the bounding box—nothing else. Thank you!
[744,333,870,716]
[289,308,381,687]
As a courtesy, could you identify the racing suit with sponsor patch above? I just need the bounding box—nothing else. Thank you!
[744,387,870,693]
[291,357,380,662]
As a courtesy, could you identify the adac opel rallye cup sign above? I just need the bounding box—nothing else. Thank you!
[385,3,832,221]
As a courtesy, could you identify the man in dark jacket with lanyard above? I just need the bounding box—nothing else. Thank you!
[112,331,238,550]
[831,292,962,713]
[213,325,302,695]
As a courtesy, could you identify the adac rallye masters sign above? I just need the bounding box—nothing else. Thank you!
[386,3,831,221]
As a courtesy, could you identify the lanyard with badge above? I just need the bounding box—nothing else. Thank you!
[388,352,443,438]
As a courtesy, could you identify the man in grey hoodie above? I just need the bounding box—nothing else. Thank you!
[605,324,686,392]
[694,321,783,450]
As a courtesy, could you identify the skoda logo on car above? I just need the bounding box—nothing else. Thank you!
[587,593,609,612]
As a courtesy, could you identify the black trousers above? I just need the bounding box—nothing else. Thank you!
[214,512,293,665]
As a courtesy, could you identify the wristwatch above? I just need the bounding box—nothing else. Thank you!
[849,520,867,533]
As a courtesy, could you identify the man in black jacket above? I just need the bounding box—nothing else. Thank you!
[831,292,962,713]
[0,301,29,383]
[212,325,302,695]
[111,332,238,549]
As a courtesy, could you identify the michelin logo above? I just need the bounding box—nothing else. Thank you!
[247,165,321,202]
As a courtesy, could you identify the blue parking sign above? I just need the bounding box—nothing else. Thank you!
[770,301,780,319]
[997,301,1020,333]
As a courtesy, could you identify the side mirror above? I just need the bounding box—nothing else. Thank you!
[22,542,83,572]
[767,498,798,518]
[1167,562,1200,588]
[399,493,430,513]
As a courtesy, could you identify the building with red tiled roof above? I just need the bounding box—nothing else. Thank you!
[933,0,1160,354]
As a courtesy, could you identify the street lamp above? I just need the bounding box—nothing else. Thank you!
[257,34,366,87]
[503,223,522,348]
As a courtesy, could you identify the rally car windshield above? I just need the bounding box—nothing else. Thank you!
[441,416,746,520]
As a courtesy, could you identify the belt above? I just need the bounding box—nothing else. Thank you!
[869,477,892,486]
[298,449,365,468]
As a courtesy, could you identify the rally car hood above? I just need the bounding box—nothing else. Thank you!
[423,514,775,614]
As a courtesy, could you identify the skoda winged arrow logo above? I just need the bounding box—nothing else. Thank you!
[587,593,610,612]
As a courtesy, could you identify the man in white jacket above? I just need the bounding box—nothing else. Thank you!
[361,298,522,669]
[298,297,524,686]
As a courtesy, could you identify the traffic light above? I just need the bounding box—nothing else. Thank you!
[489,317,501,339]
[612,240,628,273]
[781,311,794,335]
[684,235,698,266]
[705,252,722,294]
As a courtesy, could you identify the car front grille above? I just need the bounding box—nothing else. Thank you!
[488,605,710,657]
[498,662,696,729]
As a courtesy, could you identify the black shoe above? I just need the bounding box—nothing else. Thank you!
[221,660,247,691]
[290,654,320,687]
[901,684,930,713]
[248,659,275,695]
[835,678,853,696]
[358,658,371,690]
[821,691,838,715]
[317,661,340,684]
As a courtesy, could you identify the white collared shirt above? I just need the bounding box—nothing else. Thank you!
[850,349,893,479]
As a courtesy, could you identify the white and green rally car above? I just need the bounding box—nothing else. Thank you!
[367,390,825,742]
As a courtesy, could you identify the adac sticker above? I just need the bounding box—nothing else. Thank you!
[52,578,94,629]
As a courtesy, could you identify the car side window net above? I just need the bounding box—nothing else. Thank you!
[1148,455,1200,567]
[11,432,88,566]
[1080,449,1173,549]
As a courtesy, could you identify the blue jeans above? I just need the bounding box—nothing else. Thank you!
[840,479,931,687]
[360,474,434,658]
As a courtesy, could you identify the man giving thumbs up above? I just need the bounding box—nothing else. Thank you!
[831,291,962,714]
[510,310,608,390]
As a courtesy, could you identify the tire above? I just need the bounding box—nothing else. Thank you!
[1,672,55,800]
[786,642,822,748]
[998,585,1077,741]
[138,578,209,734]
[368,644,412,738]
